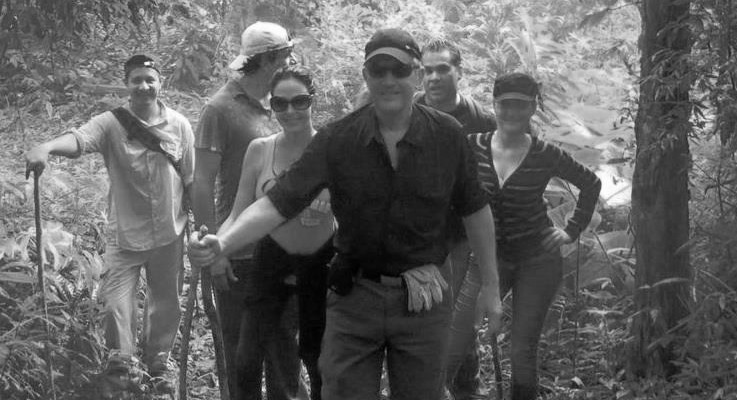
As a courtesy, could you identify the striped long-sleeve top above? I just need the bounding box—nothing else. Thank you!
[467,132,602,262]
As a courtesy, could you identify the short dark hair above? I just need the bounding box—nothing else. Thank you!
[237,47,292,75]
[421,39,462,67]
[270,65,316,95]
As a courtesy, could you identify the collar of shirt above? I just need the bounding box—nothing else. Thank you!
[124,100,170,128]
[226,79,272,117]
[358,104,426,148]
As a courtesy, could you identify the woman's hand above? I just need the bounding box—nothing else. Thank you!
[475,283,503,340]
[209,256,238,291]
[541,227,572,252]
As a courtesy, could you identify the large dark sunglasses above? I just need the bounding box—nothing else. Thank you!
[365,62,415,79]
[270,94,313,112]
[422,63,452,75]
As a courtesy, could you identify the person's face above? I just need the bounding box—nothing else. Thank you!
[420,50,461,105]
[270,77,312,133]
[494,98,536,133]
[126,67,161,107]
[362,54,418,115]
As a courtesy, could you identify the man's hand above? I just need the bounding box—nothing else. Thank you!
[209,256,238,292]
[188,231,223,268]
[25,145,50,179]
[541,227,572,252]
[474,283,503,340]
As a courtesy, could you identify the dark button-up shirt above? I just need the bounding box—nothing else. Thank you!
[267,104,487,276]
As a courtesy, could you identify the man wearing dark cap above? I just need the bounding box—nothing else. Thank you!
[190,21,302,400]
[25,55,194,396]
[416,38,496,400]
[188,28,504,400]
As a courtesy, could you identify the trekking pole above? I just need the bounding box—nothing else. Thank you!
[185,225,230,400]
[33,170,57,400]
[490,334,503,399]
[201,258,230,400]
[178,223,202,400]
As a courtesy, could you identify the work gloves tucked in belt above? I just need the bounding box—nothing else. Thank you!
[401,264,448,313]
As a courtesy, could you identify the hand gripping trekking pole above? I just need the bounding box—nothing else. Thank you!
[199,226,230,400]
[179,223,202,400]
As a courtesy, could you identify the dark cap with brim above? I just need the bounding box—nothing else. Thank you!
[493,72,539,101]
[124,54,160,79]
[364,28,421,65]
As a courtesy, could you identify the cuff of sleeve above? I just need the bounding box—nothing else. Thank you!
[564,224,582,241]
[266,187,301,220]
[68,132,85,159]
[457,196,487,218]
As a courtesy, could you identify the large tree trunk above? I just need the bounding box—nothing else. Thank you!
[629,0,693,378]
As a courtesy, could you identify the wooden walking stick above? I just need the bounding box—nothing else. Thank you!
[201,260,230,400]
[33,170,57,400]
[178,225,230,400]
[490,334,503,399]
[178,224,202,400]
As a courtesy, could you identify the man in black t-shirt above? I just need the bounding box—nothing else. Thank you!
[417,39,496,400]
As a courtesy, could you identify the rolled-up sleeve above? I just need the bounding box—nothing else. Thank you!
[452,133,487,217]
[267,128,331,219]
[71,112,110,157]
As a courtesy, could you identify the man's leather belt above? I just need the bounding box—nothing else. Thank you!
[358,269,404,287]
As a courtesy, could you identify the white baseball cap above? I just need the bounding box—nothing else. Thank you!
[229,21,293,70]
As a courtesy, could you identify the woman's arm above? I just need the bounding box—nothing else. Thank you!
[552,146,602,240]
[218,138,267,235]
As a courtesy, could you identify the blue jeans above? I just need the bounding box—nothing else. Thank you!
[446,251,562,400]
[320,277,451,400]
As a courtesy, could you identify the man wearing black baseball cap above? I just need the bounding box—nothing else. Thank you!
[188,28,503,400]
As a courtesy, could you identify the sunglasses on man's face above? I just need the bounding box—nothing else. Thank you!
[422,63,453,75]
[270,94,313,112]
[365,61,415,79]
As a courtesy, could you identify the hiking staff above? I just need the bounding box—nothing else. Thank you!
[200,256,230,400]
[178,224,202,400]
[31,169,57,400]
[490,334,503,399]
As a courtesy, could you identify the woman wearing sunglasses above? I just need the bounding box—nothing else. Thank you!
[449,73,601,400]
[219,65,334,400]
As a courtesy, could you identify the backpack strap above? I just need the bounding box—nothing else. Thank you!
[110,107,183,178]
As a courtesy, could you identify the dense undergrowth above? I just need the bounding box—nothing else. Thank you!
[1,0,737,399]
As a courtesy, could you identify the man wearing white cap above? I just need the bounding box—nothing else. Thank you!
[189,28,504,400]
[191,21,298,400]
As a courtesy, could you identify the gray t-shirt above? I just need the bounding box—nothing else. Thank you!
[194,80,280,256]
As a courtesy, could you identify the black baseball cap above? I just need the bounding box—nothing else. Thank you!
[493,73,540,101]
[364,28,421,65]
[124,54,160,80]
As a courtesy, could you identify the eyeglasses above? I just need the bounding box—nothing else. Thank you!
[270,94,313,112]
[422,63,453,75]
[365,62,415,79]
